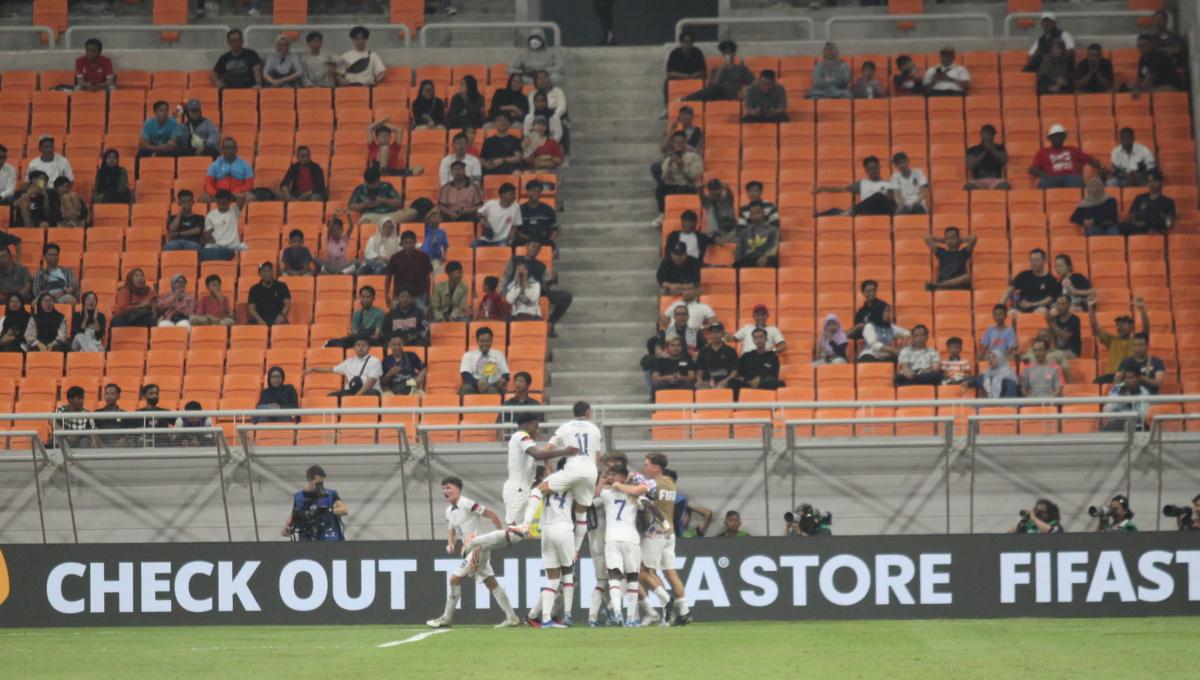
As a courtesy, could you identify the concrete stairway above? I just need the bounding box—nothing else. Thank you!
[547,46,666,405]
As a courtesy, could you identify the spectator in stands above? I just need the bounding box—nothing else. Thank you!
[0,247,32,305]
[1036,40,1075,95]
[1044,295,1082,358]
[529,71,567,136]
[475,182,521,246]
[491,73,530,124]
[657,241,701,295]
[13,175,57,227]
[511,32,564,86]
[1128,170,1175,233]
[524,93,565,146]
[69,291,105,352]
[521,116,566,171]
[366,118,418,178]
[0,295,28,352]
[337,26,386,87]
[700,180,737,242]
[93,383,128,441]
[111,268,155,328]
[475,276,507,321]
[505,263,542,321]
[202,138,255,207]
[180,100,220,159]
[278,146,327,202]
[923,226,975,291]
[460,326,509,395]
[662,31,707,115]
[732,304,785,356]
[815,155,896,217]
[27,136,73,185]
[1071,178,1121,236]
[737,180,779,230]
[851,61,885,99]
[308,337,384,398]
[1020,328,1070,372]
[247,262,292,327]
[697,321,739,390]
[858,303,908,363]
[652,132,704,227]
[500,239,572,334]
[277,232,308,275]
[385,230,433,309]
[515,181,559,249]
[419,211,449,273]
[263,34,304,88]
[1118,332,1166,394]
[156,274,196,328]
[24,293,67,352]
[651,336,696,394]
[75,38,114,92]
[813,314,848,365]
[733,202,779,269]
[93,149,131,205]
[742,70,788,123]
[1003,248,1061,313]
[190,274,234,327]
[1108,127,1156,188]
[33,243,78,305]
[481,114,524,176]
[683,40,753,102]
[382,286,429,347]
[301,31,337,88]
[1090,294,1149,383]
[734,329,784,391]
[1054,254,1094,311]
[923,47,970,96]
[661,281,716,332]
[1025,13,1075,73]
[890,152,930,214]
[201,190,244,262]
[349,167,406,225]
[967,350,1019,398]
[964,125,1010,190]
[412,80,447,129]
[439,134,483,186]
[807,42,852,100]
[327,285,385,348]
[1103,368,1150,431]
[54,386,96,447]
[1075,44,1115,93]
[53,177,86,227]
[941,337,972,385]
[257,367,299,417]
[431,260,469,322]
[1030,124,1103,189]
[661,304,699,356]
[848,279,888,341]
[665,210,711,263]
[498,371,541,423]
[448,75,486,129]
[357,218,400,276]
[1151,10,1188,82]
[380,335,426,396]
[651,107,703,195]
[1133,32,1185,96]
[438,162,484,222]
[163,190,204,253]
[212,29,262,89]
[0,145,14,205]
[1021,339,1065,398]
[318,212,357,275]
[892,55,924,97]
[895,324,942,386]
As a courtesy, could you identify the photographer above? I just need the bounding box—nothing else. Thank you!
[785,504,832,537]
[1009,498,1064,534]
[1092,494,1137,532]
[282,465,349,541]
[1163,494,1200,531]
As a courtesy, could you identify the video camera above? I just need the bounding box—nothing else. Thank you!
[1088,504,1113,529]
[785,504,832,536]
[1163,504,1196,530]
[290,482,333,541]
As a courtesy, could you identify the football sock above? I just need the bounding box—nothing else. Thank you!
[521,489,543,525]
[652,586,671,606]
[492,586,516,619]
[677,595,690,616]
[624,582,639,622]
[528,595,543,621]
[637,597,653,620]
[608,583,623,617]
[540,577,560,623]
[466,528,513,552]
[589,584,605,621]
[561,572,575,616]
[441,584,461,621]
[573,512,589,551]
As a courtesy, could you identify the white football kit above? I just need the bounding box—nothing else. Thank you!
[540,490,576,569]
[546,419,602,505]
[446,495,494,579]
[502,429,538,524]
[598,487,642,574]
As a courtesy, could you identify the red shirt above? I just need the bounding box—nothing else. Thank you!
[1030,146,1092,176]
[368,141,406,173]
[75,55,114,86]
[292,165,315,195]
[532,138,564,161]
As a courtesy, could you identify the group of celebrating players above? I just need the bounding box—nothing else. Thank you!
[426,401,693,629]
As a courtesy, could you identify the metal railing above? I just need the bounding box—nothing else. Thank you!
[63,24,234,50]
[1003,11,1156,37]
[245,23,412,49]
[826,13,995,40]
[674,16,817,42]
[418,21,561,48]
[0,26,57,49]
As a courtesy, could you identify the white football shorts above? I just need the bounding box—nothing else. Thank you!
[501,479,528,525]
[604,540,641,575]
[640,535,677,570]
[545,464,598,507]
[540,526,575,569]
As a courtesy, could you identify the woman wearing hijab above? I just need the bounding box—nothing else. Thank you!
[524,92,564,141]
[111,268,156,327]
[156,274,197,327]
[807,42,852,100]
[1071,178,1121,236]
[70,291,107,352]
[25,293,68,352]
[448,75,486,130]
[412,80,446,129]
[968,350,1020,398]
[92,149,131,204]
[0,296,31,353]
[857,303,909,363]
[489,73,530,124]
[509,32,564,85]
[255,366,300,423]
[813,313,848,365]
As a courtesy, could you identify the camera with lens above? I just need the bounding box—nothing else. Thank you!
[1163,504,1196,530]
[290,482,333,541]
[1089,504,1114,530]
[785,503,832,536]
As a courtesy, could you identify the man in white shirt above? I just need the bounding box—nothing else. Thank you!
[459,325,510,394]
[922,46,970,96]
[0,144,16,203]
[201,190,245,262]
[890,152,931,214]
[1108,127,1156,187]
[733,304,787,355]
[304,336,383,396]
[336,26,387,87]
[439,133,483,185]
[660,281,716,331]
[474,182,522,246]
[26,136,74,184]
[815,155,896,217]
[358,217,401,275]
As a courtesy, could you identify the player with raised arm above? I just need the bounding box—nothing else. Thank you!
[503,413,573,525]
[427,476,521,629]
[639,452,692,625]
[596,463,667,627]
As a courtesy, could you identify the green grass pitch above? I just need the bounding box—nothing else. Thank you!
[1,618,1197,679]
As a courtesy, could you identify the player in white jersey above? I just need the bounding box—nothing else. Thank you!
[502,414,571,525]
[595,464,668,627]
[586,454,625,626]
[533,479,576,628]
[427,476,521,629]
[639,453,691,625]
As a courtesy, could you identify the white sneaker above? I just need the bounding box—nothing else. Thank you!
[651,214,664,228]
[426,617,450,628]
[495,615,522,628]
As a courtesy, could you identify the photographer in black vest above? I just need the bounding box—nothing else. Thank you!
[283,465,349,541]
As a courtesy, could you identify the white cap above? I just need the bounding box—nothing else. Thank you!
[1046,123,1067,138]
[1041,12,1056,21]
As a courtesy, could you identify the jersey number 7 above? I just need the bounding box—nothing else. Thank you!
[614,499,626,520]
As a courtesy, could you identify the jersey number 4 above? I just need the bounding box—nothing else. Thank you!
[551,493,567,509]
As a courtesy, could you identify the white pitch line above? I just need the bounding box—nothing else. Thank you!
[376,628,451,648]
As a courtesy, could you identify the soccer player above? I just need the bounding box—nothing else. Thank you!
[427,476,521,629]
[639,453,692,625]
[586,453,624,626]
[503,413,572,525]
[596,464,666,627]
[533,478,576,628]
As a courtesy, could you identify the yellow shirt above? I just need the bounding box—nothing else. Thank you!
[1103,335,1133,373]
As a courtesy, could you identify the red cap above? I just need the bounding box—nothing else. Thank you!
[752,304,769,314]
